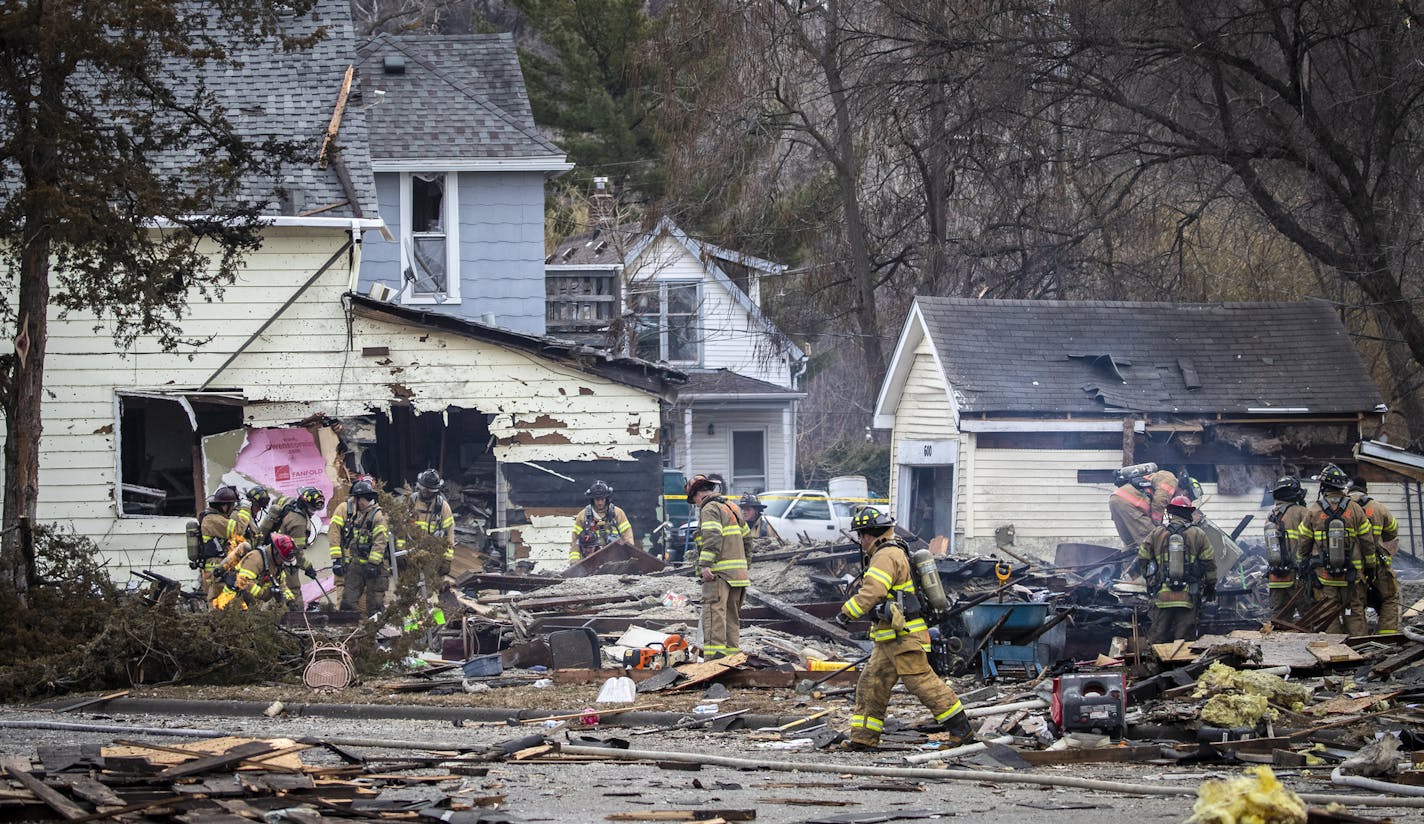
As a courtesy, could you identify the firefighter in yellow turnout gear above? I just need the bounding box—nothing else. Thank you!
[1351,477,1401,634]
[1298,464,1372,636]
[1137,495,1217,646]
[233,486,271,545]
[213,533,316,610]
[412,470,456,577]
[195,486,242,601]
[1264,476,1309,621]
[835,506,971,751]
[338,479,392,618]
[688,474,750,660]
[568,480,633,565]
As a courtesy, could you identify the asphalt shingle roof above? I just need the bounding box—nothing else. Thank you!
[914,297,1384,415]
[356,34,563,161]
[171,0,378,218]
[681,370,801,396]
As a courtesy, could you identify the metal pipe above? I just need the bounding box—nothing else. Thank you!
[1331,766,1424,797]
[555,743,1424,808]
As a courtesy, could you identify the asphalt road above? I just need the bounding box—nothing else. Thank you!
[1,704,1421,823]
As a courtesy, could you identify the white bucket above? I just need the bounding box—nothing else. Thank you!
[828,475,869,501]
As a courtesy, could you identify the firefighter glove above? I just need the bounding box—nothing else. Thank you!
[1202,581,1217,603]
[835,612,850,628]
[303,564,318,580]
[331,559,346,578]
[1143,561,1159,582]
[189,559,201,570]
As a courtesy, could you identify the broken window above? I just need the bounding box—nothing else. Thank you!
[631,281,699,364]
[404,173,456,301]
[117,393,242,517]
[546,270,618,334]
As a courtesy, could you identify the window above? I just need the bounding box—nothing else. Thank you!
[787,495,831,520]
[117,393,242,517]
[731,430,766,493]
[401,172,459,303]
[631,281,699,364]
[546,270,618,333]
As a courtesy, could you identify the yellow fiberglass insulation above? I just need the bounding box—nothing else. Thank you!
[1189,766,1307,824]
[1193,661,1311,711]
[1200,693,1275,727]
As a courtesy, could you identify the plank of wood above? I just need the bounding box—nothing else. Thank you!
[51,690,130,714]
[1370,643,1424,675]
[1152,640,1194,662]
[1306,641,1364,664]
[668,652,749,692]
[56,776,124,809]
[5,767,88,820]
[104,737,305,772]
[1307,692,1399,716]
[316,65,354,165]
[747,587,863,646]
[155,741,276,780]
[1017,745,1162,766]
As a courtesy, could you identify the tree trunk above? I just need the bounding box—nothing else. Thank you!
[1354,262,1424,439]
[2,217,50,599]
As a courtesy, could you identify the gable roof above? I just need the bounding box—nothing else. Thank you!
[356,33,569,167]
[876,296,1383,423]
[154,0,380,220]
[549,218,806,361]
[347,293,685,397]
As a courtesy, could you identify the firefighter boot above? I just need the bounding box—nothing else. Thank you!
[940,710,974,747]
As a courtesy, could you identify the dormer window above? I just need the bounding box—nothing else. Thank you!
[630,281,699,364]
[400,172,460,304]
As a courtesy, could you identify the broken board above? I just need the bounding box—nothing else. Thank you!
[101,737,305,772]
[668,652,748,692]
[1191,631,1350,669]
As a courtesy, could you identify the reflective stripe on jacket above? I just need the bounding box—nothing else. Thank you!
[840,537,931,649]
[696,497,750,586]
[413,494,457,560]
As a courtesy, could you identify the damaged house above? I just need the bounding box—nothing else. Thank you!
[547,217,809,494]
[873,297,1418,558]
[21,2,682,581]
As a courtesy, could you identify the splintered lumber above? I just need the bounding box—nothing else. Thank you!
[104,737,306,772]
[155,741,277,780]
[55,777,123,811]
[1371,642,1424,676]
[4,767,88,820]
[668,653,748,692]
[51,690,129,714]
[746,588,862,646]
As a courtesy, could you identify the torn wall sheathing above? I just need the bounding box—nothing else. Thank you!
[214,303,673,572]
[24,228,677,582]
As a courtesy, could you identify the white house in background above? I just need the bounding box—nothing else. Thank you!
[872,296,1414,560]
[16,2,681,580]
[547,217,808,494]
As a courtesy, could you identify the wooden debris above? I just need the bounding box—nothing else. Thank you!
[668,652,749,692]
[4,767,87,820]
[1307,692,1398,717]
[605,811,755,821]
[51,690,129,713]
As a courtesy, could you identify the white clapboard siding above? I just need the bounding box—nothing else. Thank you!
[632,238,791,388]
[18,226,665,579]
[969,446,1122,541]
[888,335,957,505]
[686,408,790,493]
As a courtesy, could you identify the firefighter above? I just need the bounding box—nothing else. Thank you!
[568,480,634,565]
[338,479,392,618]
[196,486,241,601]
[1137,495,1217,646]
[1264,476,1309,622]
[834,506,971,751]
[213,533,315,611]
[264,486,324,558]
[1350,477,1401,634]
[1297,464,1372,636]
[689,473,750,660]
[739,494,783,543]
[327,474,373,590]
[233,486,271,544]
[412,469,456,577]
[1110,464,1183,550]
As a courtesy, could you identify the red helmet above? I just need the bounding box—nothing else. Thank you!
[1167,495,1196,517]
[271,533,297,564]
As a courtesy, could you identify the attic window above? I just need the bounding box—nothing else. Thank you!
[1068,352,1130,383]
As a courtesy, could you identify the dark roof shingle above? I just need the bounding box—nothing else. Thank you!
[356,33,563,161]
[914,297,1383,415]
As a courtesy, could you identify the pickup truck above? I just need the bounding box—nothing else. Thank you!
[760,489,880,541]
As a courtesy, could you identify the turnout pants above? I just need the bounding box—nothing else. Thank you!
[849,635,962,747]
[1268,585,1300,623]
[1367,565,1401,634]
[340,565,390,618]
[701,577,745,659]
[1146,605,1200,646]
[1313,584,1367,636]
